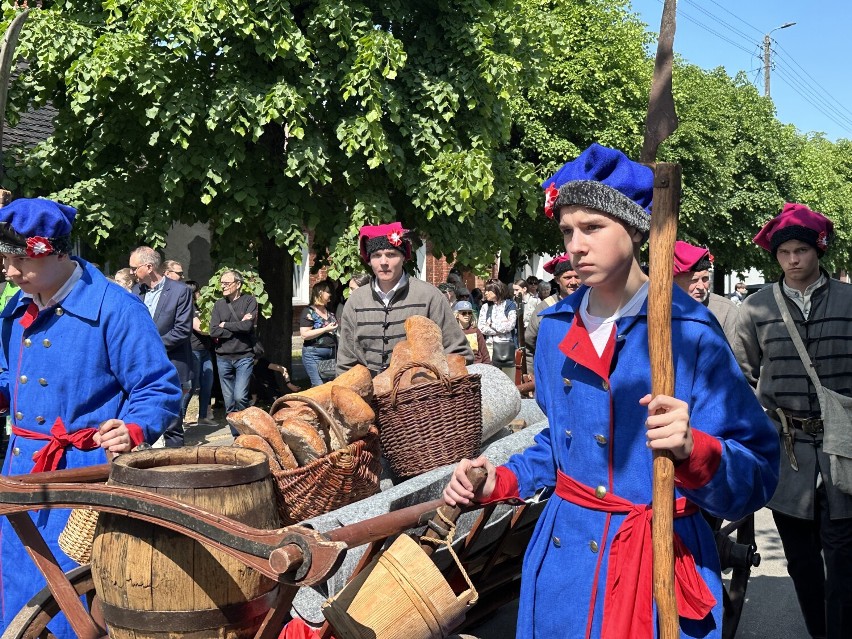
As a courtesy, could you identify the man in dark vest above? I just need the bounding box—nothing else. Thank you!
[734,203,852,639]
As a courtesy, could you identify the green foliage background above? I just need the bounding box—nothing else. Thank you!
[2,0,852,313]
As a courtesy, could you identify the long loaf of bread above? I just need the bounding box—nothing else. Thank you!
[227,407,296,470]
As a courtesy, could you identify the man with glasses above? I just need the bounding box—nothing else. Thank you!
[0,200,181,638]
[129,246,193,446]
[209,270,257,432]
[163,260,185,281]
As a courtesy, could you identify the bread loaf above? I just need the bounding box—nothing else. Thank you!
[292,364,373,411]
[278,418,328,465]
[373,340,412,396]
[227,407,295,469]
[329,386,375,449]
[233,435,292,472]
[405,316,448,383]
[447,354,468,378]
[272,404,322,432]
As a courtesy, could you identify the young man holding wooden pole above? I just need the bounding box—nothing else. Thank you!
[444,143,779,638]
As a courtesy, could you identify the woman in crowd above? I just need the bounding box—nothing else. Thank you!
[299,280,338,387]
[477,278,517,377]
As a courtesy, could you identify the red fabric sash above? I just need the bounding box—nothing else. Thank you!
[555,471,716,638]
[11,418,99,472]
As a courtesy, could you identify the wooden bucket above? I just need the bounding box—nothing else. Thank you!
[89,447,281,639]
[322,534,476,639]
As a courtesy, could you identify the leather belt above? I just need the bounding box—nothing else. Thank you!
[781,411,824,435]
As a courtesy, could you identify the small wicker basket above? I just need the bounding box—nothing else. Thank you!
[268,394,381,525]
[58,507,100,565]
[374,362,482,478]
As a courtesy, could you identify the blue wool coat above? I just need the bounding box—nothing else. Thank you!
[506,285,779,639]
[0,259,182,636]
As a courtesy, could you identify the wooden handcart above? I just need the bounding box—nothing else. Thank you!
[0,459,543,639]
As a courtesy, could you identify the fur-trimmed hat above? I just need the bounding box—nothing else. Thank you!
[0,198,76,257]
[541,143,653,232]
[358,222,412,263]
[754,203,833,257]
[542,254,574,276]
[673,241,713,275]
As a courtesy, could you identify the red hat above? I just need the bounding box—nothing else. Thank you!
[358,222,412,263]
[673,241,713,276]
[543,254,574,276]
[754,203,833,256]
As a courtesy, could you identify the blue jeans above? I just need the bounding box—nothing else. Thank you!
[217,356,254,434]
[184,349,214,418]
[302,345,334,387]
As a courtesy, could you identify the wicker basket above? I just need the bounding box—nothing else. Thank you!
[374,362,482,479]
[58,507,100,565]
[268,394,381,525]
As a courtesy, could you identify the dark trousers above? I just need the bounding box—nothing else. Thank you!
[773,484,852,639]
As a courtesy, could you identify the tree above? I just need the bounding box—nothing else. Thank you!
[3,0,546,364]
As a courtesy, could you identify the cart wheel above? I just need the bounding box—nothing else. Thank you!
[2,565,103,639]
[703,512,760,639]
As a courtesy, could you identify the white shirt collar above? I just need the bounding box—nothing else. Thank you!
[373,272,409,306]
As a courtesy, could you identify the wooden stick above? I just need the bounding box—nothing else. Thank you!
[647,162,681,638]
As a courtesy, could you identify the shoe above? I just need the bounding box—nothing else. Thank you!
[196,417,218,426]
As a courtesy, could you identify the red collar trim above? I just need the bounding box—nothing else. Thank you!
[558,314,616,382]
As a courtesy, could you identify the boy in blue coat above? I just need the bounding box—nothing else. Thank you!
[445,145,780,638]
[0,198,182,637]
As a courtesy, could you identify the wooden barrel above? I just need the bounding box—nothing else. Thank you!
[89,447,281,639]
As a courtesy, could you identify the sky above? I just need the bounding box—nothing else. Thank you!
[629,0,852,141]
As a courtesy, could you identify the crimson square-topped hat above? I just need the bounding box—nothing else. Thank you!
[542,254,574,276]
[358,222,412,263]
[0,198,76,257]
[754,202,833,257]
[673,241,713,275]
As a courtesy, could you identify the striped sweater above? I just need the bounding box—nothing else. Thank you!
[734,273,852,518]
[336,276,473,376]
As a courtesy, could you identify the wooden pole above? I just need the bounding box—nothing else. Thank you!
[647,162,681,638]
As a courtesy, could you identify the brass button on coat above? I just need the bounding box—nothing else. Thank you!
[594,434,608,445]
[589,540,599,553]
[595,485,607,499]
[39,378,47,386]
[565,430,572,438]
[36,416,45,425]
[14,411,22,420]
[552,536,561,548]
[23,339,31,347]
[12,447,20,456]
[602,380,610,391]
[563,378,572,387]
[55,308,64,316]
[18,375,27,384]
[42,339,51,348]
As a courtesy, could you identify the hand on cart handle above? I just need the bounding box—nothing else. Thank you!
[443,457,495,507]
[94,419,132,457]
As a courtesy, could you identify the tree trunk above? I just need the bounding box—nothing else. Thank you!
[256,235,294,375]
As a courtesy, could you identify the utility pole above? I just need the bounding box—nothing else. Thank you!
[763,22,797,97]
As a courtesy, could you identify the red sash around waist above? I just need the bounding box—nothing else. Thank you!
[555,471,716,638]
[12,417,99,472]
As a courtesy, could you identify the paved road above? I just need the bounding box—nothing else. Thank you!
[467,508,809,638]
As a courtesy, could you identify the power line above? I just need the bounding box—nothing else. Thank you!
[772,66,852,136]
[773,42,852,127]
[681,0,757,48]
[646,0,759,59]
[771,53,852,130]
[703,0,765,37]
